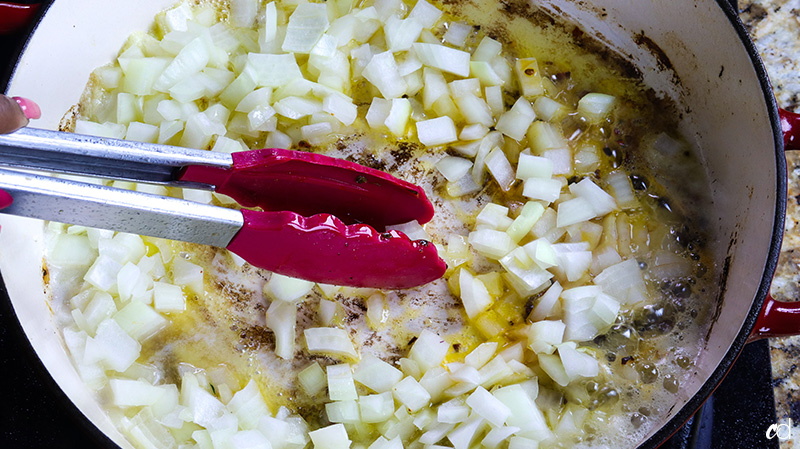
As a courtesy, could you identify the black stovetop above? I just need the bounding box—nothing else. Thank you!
[0,14,780,449]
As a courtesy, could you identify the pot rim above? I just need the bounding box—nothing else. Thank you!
[0,1,788,448]
[1,2,117,447]
[639,1,786,447]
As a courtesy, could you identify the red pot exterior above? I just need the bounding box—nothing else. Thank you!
[0,2,40,35]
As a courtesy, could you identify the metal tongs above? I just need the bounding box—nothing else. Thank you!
[0,128,447,289]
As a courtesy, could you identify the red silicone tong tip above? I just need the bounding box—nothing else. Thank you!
[180,148,435,228]
[226,209,447,289]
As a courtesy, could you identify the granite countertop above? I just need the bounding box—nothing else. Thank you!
[740,0,800,446]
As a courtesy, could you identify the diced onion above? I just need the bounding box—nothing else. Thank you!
[409,329,449,371]
[298,362,327,396]
[363,51,408,99]
[577,92,616,122]
[327,364,358,401]
[353,354,404,393]
[466,386,511,427]
[408,0,443,28]
[392,376,431,412]
[444,22,472,47]
[266,300,297,360]
[281,3,330,54]
[413,43,470,77]
[308,424,351,449]
[416,116,458,146]
[305,327,358,359]
[484,147,515,191]
[436,156,473,182]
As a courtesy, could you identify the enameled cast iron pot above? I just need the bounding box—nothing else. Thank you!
[1,0,798,447]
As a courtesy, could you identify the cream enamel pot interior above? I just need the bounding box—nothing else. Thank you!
[0,0,786,447]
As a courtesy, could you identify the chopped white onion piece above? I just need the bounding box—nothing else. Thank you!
[282,3,329,53]
[569,178,618,216]
[48,234,96,267]
[234,87,271,113]
[499,249,554,297]
[413,43,470,77]
[557,342,599,380]
[466,386,511,427]
[153,34,211,91]
[446,171,482,197]
[475,202,512,231]
[93,319,141,372]
[436,156,473,182]
[353,354,403,393]
[416,116,458,146]
[366,97,392,130]
[327,364,358,401]
[274,96,323,120]
[468,229,514,260]
[308,424,351,449]
[556,196,596,228]
[386,220,429,241]
[325,400,360,424]
[527,320,565,354]
[227,379,268,430]
[409,329,449,372]
[323,94,358,126]
[444,22,472,47]
[578,92,616,122]
[298,362,326,396]
[110,378,168,407]
[534,96,567,122]
[384,16,424,52]
[522,177,562,203]
[266,273,315,303]
[528,281,562,322]
[153,281,186,312]
[266,300,297,360]
[305,327,358,359]
[392,376,431,413]
[464,342,497,369]
[447,417,485,449]
[453,93,494,127]
[419,367,455,402]
[517,153,554,179]
[506,202,545,244]
[113,300,167,341]
[593,258,647,305]
[472,36,502,61]
[477,355,514,387]
[172,257,204,295]
[484,147,516,191]
[84,255,123,292]
[363,51,408,99]
[408,0,443,28]
[484,85,504,116]
[244,53,303,88]
[458,268,493,319]
[359,391,395,423]
[606,170,639,209]
[515,58,544,97]
[385,98,412,136]
[75,120,127,139]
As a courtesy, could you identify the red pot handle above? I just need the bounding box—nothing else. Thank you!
[0,2,41,35]
[750,294,800,342]
[749,108,800,341]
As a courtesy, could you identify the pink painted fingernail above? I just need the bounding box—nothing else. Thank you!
[0,190,13,209]
[12,96,41,120]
